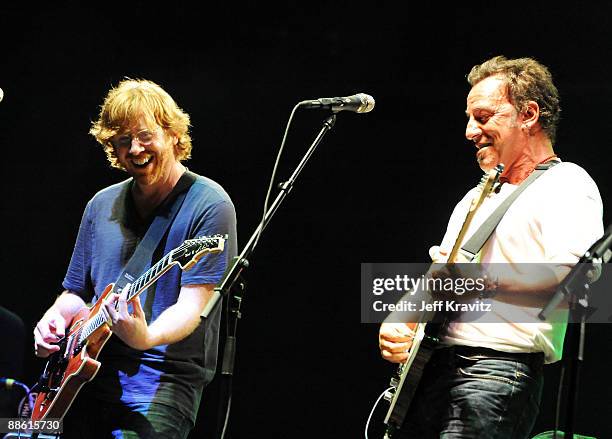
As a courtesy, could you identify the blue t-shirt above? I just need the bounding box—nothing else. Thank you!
[63,171,237,422]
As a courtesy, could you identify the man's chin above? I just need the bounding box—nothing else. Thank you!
[131,172,155,187]
[476,147,500,172]
[478,160,498,173]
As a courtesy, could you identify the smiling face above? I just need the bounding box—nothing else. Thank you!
[112,116,180,189]
[465,75,527,173]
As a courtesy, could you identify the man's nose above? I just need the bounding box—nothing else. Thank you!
[465,118,481,143]
[129,140,145,155]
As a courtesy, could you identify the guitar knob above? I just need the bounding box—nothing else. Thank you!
[383,388,395,402]
[389,377,399,388]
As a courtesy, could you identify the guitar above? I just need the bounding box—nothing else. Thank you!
[30,234,227,422]
[382,165,503,437]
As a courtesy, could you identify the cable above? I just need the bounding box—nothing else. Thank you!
[253,102,302,250]
[0,379,32,439]
[217,101,304,437]
[365,387,393,439]
[220,391,232,439]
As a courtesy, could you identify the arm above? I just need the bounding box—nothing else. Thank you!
[491,264,571,306]
[101,283,215,350]
[34,291,87,357]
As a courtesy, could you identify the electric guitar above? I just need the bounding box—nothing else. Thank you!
[382,165,503,437]
[30,234,227,422]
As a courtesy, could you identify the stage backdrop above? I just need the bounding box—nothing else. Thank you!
[0,4,610,438]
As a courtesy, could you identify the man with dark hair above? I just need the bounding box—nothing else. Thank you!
[379,56,603,438]
[33,79,237,438]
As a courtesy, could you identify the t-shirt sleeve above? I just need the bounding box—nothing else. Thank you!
[62,200,95,302]
[181,199,237,286]
[538,167,604,264]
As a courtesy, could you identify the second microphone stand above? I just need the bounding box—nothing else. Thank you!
[203,113,337,438]
[539,232,611,439]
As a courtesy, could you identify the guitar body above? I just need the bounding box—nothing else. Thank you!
[383,319,448,436]
[31,284,115,421]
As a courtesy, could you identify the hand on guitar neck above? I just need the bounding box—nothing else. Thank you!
[428,262,499,301]
[99,286,150,350]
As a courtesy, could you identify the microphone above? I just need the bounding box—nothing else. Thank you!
[299,93,375,113]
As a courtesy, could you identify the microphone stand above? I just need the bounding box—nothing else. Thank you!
[539,227,611,439]
[204,113,337,438]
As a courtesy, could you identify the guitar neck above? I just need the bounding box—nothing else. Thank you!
[72,234,225,363]
[447,166,502,262]
[77,252,179,346]
[448,205,479,262]
[121,252,177,302]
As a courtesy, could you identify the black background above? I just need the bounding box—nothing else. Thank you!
[1,3,610,438]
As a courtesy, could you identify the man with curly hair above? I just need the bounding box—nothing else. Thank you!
[34,79,237,438]
[379,56,603,438]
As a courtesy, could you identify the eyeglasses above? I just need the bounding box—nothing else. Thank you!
[111,129,156,148]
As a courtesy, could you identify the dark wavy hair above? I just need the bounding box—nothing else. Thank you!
[467,56,561,144]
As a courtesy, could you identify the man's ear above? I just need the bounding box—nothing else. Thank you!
[522,101,540,130]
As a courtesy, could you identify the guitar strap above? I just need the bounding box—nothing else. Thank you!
[112,170,197,296]
[459,161,560,261]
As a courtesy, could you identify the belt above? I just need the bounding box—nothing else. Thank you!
[435,345,545,371]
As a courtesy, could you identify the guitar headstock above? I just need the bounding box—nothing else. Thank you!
[479,163,504,193]
[172,234,227,270]
[466,163,504,215]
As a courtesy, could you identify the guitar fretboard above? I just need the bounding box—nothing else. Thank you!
[76,250,177,347]
[126,252,175,302]
[73,235,224,350]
